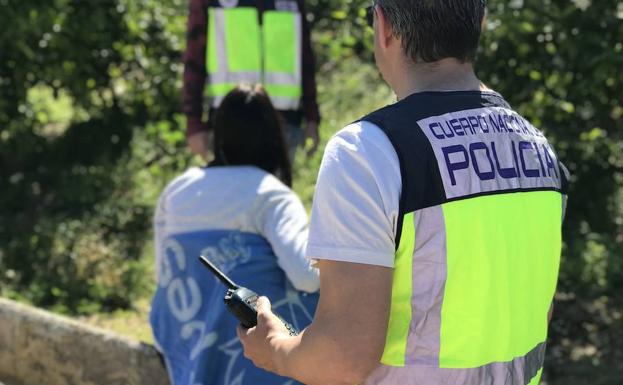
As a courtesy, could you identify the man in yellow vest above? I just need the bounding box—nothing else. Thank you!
[183,0,321,161]
[238,1,569,384]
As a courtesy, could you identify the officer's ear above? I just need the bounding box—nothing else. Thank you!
[375,5,394,51]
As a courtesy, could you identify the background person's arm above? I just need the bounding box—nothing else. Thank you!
[298,0,321,155]
[240,259,392,385]
[183,0,210,156]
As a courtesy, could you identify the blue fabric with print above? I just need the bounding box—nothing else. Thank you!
[150,230,318,385]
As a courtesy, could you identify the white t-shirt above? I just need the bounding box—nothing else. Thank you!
[155,166,319,292]
[307,121,401,268]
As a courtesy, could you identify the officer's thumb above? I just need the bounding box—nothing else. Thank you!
[256,296,272,314]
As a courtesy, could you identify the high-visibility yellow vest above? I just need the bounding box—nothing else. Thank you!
[360,91,569,385]
[205,1,302,110]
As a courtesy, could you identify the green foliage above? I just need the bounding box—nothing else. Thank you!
[1,0,622,382]
[0,0,191,313]
[293,57,393,205]
[306,0,375,66]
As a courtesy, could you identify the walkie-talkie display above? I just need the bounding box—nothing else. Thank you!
[198,255,299,336]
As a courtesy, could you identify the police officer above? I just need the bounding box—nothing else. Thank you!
[238,1,569,385]
[183,0,321,162]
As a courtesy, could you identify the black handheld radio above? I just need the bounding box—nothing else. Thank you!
[198,255,299,336]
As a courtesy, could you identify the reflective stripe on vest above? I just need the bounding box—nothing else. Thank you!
[366,342,545,385]
[206,7,302,110]
[361,93,567,384]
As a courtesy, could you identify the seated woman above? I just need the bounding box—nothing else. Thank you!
[150,84,319,385]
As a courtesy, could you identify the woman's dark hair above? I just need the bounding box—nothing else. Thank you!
[212,84,292,187]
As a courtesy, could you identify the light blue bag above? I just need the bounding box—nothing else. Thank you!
[150,230,318,385]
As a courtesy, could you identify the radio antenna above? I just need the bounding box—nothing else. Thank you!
[198,255,238,290]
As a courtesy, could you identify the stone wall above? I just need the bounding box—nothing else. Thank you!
[0,298,169,385]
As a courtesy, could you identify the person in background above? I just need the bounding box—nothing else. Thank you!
[151,84,319,385]
[183,0,321,163]
[238,1,569,384]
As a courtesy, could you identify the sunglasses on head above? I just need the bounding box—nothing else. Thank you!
[365,1,376,28]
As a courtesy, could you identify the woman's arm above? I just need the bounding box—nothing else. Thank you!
[257,188,319,293]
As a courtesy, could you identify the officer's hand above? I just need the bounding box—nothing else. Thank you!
[304,121,320,157]
[187,131,212,161]
[237,297,291,376]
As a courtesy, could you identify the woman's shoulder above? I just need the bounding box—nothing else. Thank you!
[159,167,206,199]
[159,166,294,206]
[205,166,292,193]
[162,166,265,189]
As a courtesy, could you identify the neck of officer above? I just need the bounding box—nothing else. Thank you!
[392,57,487,101]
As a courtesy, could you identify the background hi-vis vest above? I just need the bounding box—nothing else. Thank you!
[206,0,302,110]
[360,91,569,385]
